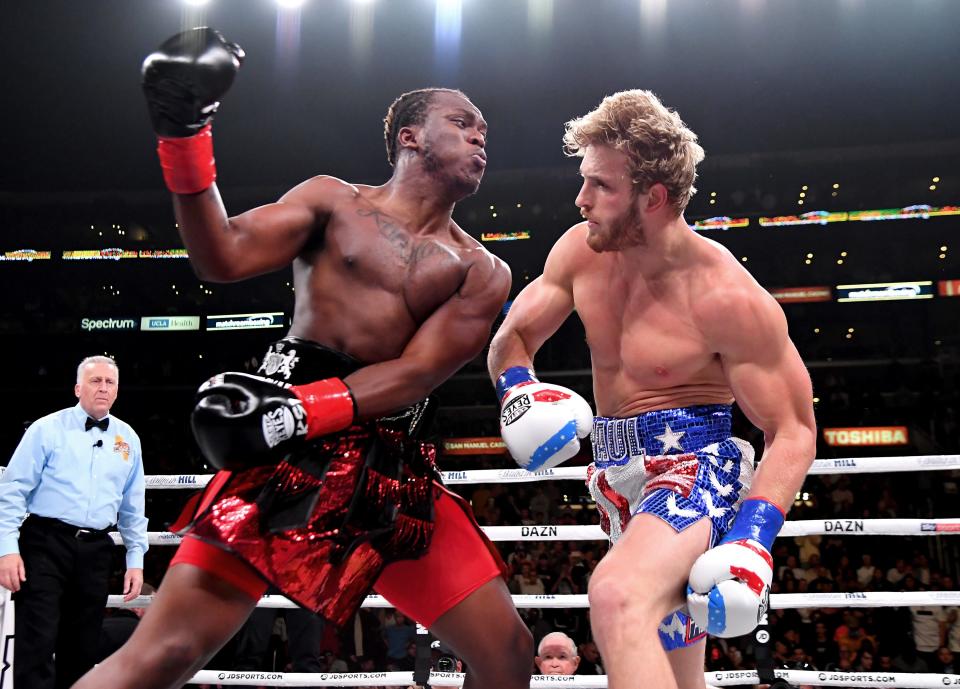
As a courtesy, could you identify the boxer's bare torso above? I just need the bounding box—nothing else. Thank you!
[284,178,500,363]
[552,223,748,416]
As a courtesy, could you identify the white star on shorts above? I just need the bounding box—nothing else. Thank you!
[655,423,686,452]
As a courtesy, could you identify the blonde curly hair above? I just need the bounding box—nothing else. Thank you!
[563,90,704,215]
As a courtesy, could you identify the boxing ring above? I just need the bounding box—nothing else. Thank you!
[8,454,960,687]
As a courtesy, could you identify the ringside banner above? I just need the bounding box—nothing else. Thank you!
[206,312,285,331]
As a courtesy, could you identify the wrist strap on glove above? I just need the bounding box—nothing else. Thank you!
[721,497,785,551]
[291,378,356,439]
[156,124,217,194]
[495,366,538,402]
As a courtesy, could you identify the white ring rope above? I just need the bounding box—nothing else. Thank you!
[107,590,960,611]
[182,668,960,687]
[82,453,960,490]
[111,518,960,547]
[91,454,960,688]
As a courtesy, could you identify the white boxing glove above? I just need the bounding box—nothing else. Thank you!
[495,367,593,472]
[686,498,785,638]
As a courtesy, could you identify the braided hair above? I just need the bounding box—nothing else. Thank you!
[383,88,469,167]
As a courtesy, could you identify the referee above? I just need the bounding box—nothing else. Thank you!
[0,355,148,689]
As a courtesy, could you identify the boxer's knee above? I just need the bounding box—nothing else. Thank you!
[130,634,209,681]
[497,619,534,675]
[589,557,675,627]
[461,616,533,687]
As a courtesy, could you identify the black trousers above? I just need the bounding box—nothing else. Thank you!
[14,516,112,689]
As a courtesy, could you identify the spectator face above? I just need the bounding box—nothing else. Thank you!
[536,637,580,676]
[938,648,954,665]
[860,651,874,669]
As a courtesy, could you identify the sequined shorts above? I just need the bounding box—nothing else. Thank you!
[586,404,755,651]
[587,404,754,548]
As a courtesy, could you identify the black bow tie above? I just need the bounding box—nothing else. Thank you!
[85,416,109,432]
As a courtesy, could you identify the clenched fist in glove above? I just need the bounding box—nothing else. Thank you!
[191,372,356,470]
[495,367,593,472]
[141,27,244,193]
[686,497,785,638]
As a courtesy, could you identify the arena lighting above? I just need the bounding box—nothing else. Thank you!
[276,0,307,7]
[182,0,210,6]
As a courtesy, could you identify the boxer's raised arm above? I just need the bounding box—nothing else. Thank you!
[172,177,340,282]
[486,226,582,382]
[142,28,332,282]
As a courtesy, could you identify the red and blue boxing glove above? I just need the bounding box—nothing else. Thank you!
[686,497,785,638]
[191,372,356,470]
[141,27,244,194]
[495,367,593,472]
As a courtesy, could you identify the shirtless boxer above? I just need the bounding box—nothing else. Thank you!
[74,28,532,689]
[488,90,817,689]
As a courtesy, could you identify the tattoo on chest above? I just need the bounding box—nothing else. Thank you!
[356,208,448,266]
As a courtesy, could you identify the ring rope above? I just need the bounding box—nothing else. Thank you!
[182,668,960,687]
[67,453,960,490]
[106,590,960,611]
[111,518,960,547]
[3,455,958,488]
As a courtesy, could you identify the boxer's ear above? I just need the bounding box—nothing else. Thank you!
[643,182,670,213]
[397,125,422,156]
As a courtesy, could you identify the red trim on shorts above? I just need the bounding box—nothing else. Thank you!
[170,535,268,602]
[374,485,505,628]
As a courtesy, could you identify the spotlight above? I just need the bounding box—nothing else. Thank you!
[276,0,307,7]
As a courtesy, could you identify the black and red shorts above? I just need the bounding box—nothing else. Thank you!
[171,338,504,627]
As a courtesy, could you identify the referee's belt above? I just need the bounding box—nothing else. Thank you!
[24,515,112,541]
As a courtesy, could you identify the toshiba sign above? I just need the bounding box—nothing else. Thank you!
[823,426,909,447]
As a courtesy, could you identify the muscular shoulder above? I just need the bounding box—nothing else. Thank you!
[278,175,361,211]
[544,222,597,284]
[692,238,787,351]
[460,243,512,310]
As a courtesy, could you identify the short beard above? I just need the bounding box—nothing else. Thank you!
[592,200,645,252]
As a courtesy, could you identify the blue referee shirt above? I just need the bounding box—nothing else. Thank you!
[0,403,149,568]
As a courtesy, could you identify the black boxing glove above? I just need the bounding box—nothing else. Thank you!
[191,372,357,470]
[141,27,244,193]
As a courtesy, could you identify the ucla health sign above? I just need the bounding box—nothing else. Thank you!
[140,316,201,331]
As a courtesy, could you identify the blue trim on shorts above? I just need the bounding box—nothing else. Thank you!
[592,404,733,467]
